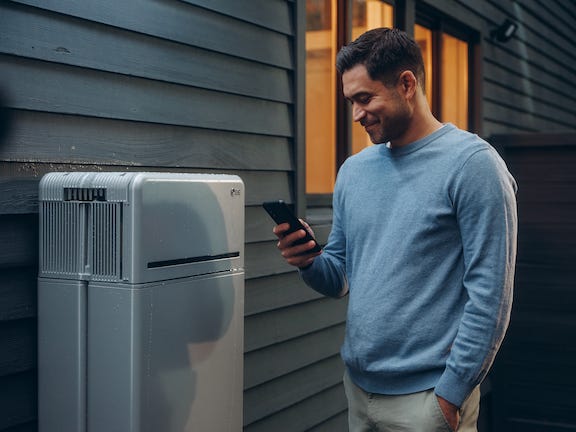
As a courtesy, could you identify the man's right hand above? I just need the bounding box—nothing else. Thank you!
[273,220,322,269]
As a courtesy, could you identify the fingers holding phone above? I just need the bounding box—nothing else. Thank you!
[273,221,321,267]
[263,201,322,268]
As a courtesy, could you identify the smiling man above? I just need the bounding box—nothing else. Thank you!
[273,28,517,432]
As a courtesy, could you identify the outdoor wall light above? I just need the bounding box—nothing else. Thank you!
[490,18,518,43]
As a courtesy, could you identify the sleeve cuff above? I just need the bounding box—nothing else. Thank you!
[434,368,475,408]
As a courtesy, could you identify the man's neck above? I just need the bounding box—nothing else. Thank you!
[390,113,443,148]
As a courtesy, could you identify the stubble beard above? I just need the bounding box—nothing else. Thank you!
[368,109,412,145]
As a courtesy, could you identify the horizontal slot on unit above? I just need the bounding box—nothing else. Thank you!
[148,252,240,269]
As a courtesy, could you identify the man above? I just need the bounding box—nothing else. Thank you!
[273,28,517,431]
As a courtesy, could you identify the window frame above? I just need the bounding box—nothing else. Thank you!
[305,0,482,206]
[416,4,481,133]
[308,0,397,206]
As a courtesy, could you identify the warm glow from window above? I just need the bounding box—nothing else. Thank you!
[414,25,470,131]
[306,0,337,194]
[414,24,433,109]
[305,4,473,194]
[305,0,394,193]
[441,33,469,130]
[350,1,394,155]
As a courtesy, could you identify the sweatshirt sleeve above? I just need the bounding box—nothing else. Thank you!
[435,148,518,407]
[300,164,349,298]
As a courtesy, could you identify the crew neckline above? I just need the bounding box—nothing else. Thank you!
[381,123,454,157]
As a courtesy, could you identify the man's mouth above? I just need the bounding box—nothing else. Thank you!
[363,122,377,131]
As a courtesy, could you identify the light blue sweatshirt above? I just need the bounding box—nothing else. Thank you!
[301,124,517,407]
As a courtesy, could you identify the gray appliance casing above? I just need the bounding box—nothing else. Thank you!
[38,172,244,432]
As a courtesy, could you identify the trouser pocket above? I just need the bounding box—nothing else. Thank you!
[426,390,454,432]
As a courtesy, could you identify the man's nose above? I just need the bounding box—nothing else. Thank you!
[352,104,366,122]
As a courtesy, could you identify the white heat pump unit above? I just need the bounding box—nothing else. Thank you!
[38,172,244,432]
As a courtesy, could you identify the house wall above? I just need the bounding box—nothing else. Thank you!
[419,0,576,137]
[0,0,348,431]
[0,0,575,431]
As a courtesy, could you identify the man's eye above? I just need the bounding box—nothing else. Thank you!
[358,96,371,104]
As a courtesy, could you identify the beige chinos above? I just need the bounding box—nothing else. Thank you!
[343,371,481,432]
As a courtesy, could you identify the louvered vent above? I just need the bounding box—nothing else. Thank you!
[40,200,123,281]
[40,201,85,276]
[91,202,122,280]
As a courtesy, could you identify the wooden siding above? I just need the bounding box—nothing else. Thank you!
[0,0,349,431]
[1,1,575,431]
[490,134,576,431]
[420,0,576,136]
[466,0,576,135]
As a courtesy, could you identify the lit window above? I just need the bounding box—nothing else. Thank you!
[441,33,469,130]
[414,21,473,131]
[414,25,434,109]
[305,0,393,194]
[305,4,475,195]
[305,0,337,194]
[350,1,394,155]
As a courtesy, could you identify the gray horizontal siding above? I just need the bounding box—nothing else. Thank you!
[180,0,293,35]
[459,0,576,135]
[2,2,292,103]
[307,410,349,432]
[244,324,345,389]
[0,55,292,136]
[6,0,571,430]
[9,0,293,68]
[0,179,38,215]
[244,298,347,353]
[245,273,324,316]
[244,355,344,425]
[0,271,36,322]
[0,372,36,430]
[245,384,347,432]
[3,112,293,171]
[0,165,293,206]
[0,1,348,430]
[483,61,575,120]
[0,215,37,269]
[0,319,36,377]
[428,0,576,135]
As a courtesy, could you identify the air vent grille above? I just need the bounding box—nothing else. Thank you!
[40,202,84,275]
[39,201,122,281]
[91,202,121,279]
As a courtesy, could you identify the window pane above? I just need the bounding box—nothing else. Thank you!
[351,0,394,40]
[441,33,468,130]
[350,1,394,154]
[306,0,337,194]
[414,24,433,110]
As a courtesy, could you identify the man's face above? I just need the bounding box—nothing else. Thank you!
[342,64,412,145]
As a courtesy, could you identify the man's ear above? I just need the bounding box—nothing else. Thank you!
[398,70,417,99]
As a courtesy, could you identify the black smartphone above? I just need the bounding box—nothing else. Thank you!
[262,200,322,253]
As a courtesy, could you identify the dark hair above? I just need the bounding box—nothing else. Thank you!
[336,27,425,89]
